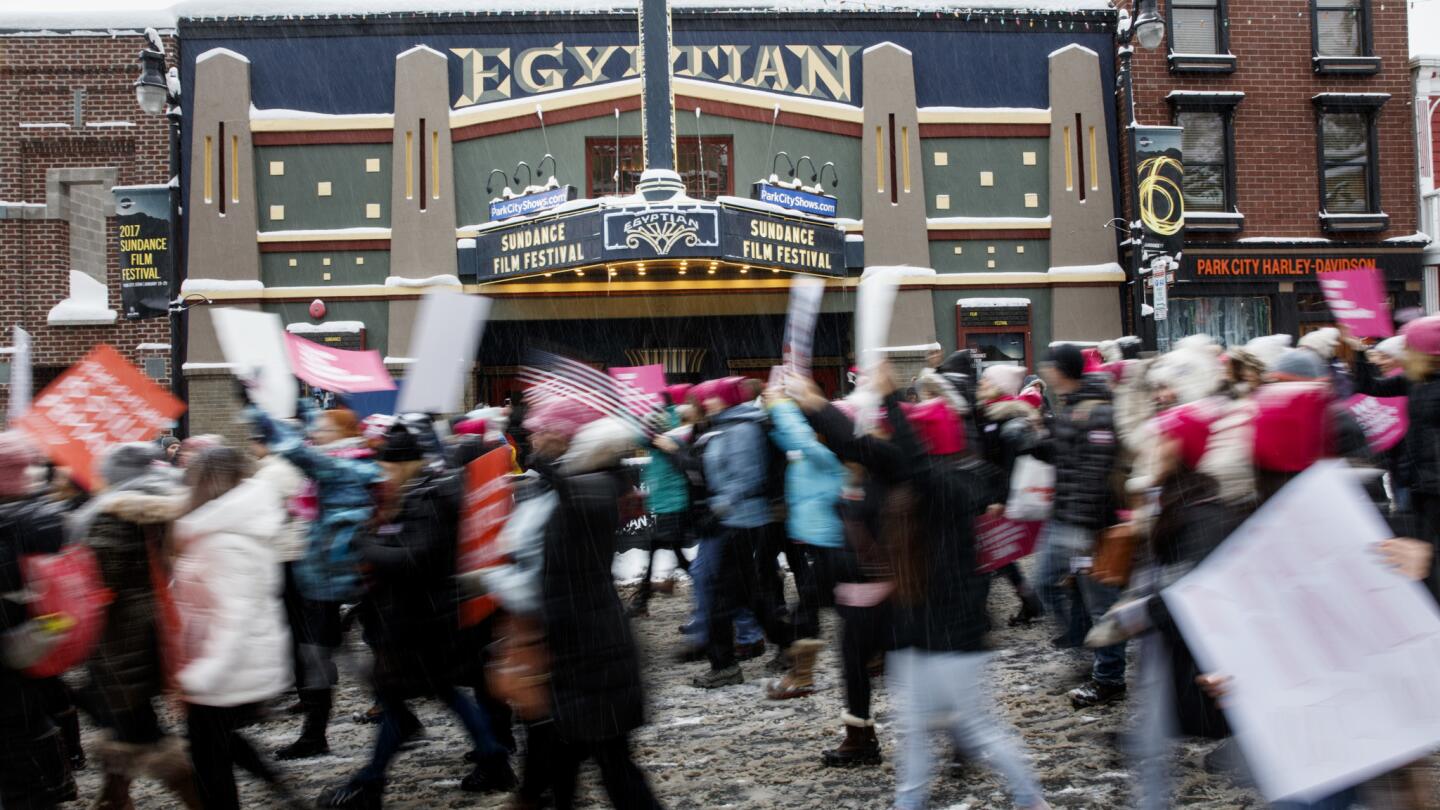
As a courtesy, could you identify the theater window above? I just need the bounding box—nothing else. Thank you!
[1314,94,1389,232]
[1312,0,1380,74]
[1168,0,1235,73]
[587,137,733,200]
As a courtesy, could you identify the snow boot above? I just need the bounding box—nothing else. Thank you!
[56,706,85,770]
[766,639,822,700]
[690,665,743,689]
[821,713,881,767]
[275,688,331,760]
[460,755,517,793]
[317,779,384,810]
[138,736,202,809]
[1009,587,1043,627]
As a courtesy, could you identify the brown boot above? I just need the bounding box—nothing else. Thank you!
[821,713,881,767]
[766,639,823,700]
[139,736,202,810]
[91,774,135,810]
[91,734,144,810]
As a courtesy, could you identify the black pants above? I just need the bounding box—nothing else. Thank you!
[534,723,662,810]
[837,601,891,720]
[790,545,838,641]
[635,512,693,602]
[706,525,794,669]
[186,703,274,810]
[0,670,71,810]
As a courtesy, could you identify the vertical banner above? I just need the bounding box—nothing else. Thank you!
[458,446,515,627]
[397,292,492,414]
[8,326,31,422]
[211,308,296,419]
[16,345,185,491]
[783,276,826,377]
[1134,126,1185,259]
[113,185,174,321]
[1319,266,1394,338]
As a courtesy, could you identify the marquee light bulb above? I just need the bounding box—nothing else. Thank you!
[707,268,716,275]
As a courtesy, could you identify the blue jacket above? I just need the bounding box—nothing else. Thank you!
[769,401,844,548]
[247,404,384,603]
[702,403,770,529]
[641,408,689,515]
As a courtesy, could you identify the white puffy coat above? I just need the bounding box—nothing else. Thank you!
[172,477,292,707]
[251,454,309,563]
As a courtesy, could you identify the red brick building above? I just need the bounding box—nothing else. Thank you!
[0,27,176,422]
[1116,0,1426,345]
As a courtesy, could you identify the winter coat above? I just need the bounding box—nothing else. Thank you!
[251,455,309,563]
[1404,375,1440,498]
[768,400,844,548]
[172,478,291,707]
[356,467,464,698]
[895,455,990,652]
[539,419,645,742]
[1034,375,1118,530]
[0,496,67,645]
[248,405,383,603]
[976,396,1040,506]
[77,469,189,723]
[702,403,770,529]
[641,408,689,516]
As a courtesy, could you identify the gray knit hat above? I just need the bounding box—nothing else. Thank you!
[1267,349,1327,382]
[99,442,163,488]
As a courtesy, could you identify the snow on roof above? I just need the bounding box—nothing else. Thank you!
[288,321,365,334]
[861,265,936,279]
[1048,262,1123,275]
[181,278,264,292]
[2,0,1114,30]
[396,44,445,60]
[1165,90,1245,98]
[196,47,248,64]
[1049,43,1099,59]
[958,298,1031,307]
[385,274,461,288]
[136,343,171,351]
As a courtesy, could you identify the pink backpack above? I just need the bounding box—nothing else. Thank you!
[20,545,112,678]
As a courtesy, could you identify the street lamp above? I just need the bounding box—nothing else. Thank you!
[132,28,190,436]
[1118,0,1166,348]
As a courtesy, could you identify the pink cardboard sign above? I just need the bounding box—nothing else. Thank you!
[1344,394,1408,453]
[974,515,1043,573]
[607,364,666,413]
[1319,267,1394,338]
[284,333,396,394]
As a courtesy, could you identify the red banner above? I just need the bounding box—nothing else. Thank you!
[16,345,185,492]
[284,332,395,394]
[457,446,515,627]
[975,514,1043,573]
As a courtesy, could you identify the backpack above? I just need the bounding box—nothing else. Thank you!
[17,543,112,678]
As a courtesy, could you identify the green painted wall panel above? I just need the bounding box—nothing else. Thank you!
[255,144,392,231]
[262,250,390,288]
[921,139,1048,219]
[931,288,1051,361]
[928,239,1049,273]
[264,299,391,357]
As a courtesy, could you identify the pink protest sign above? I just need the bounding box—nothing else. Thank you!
[1344,394,1408,453]
[607,364,666,413]
[1318,267,1393,338]
[974,515,1043,573]
[284,333,396,394]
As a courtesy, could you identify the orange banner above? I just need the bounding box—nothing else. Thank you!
[457,446,515,627]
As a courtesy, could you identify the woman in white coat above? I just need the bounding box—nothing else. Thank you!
[171,446,293,810]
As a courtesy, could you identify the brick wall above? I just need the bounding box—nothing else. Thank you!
[1115,0,1418,240]
[0,32,176,424]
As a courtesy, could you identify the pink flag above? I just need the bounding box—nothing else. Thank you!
[284,333,395,394]
[1319,266,1393,338]
[1344,394,1408,453]
[607,364,666,414]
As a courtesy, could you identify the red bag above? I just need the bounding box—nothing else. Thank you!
[1253,382,1331,473]
[19,545,112,678]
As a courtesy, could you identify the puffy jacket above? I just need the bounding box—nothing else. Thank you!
[1406,375,1440,498]
[768,400,844,548]
[702,403,770,529]
[976,396,1040,506]
[1033,375,1118,530]
[251,454,309,563]
[76,469,189,722]
[172,478,291,707]
[641,408,689,516]
[895,455,990,652]
[356,467,464,698]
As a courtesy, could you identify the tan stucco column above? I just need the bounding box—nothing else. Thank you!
[389,46,459,280]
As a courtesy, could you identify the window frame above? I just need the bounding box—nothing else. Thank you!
[1166,0,1237,74]
[1310,0,1381,74]
[1168,91,1244,232]
[1312,93,1389,232]
[584,135,735,200]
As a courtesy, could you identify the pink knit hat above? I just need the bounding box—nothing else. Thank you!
[905,398,965,456]
[1402,314,1440,357]
[0,432,36,498]
[524,397,602,441]
[664,384,693,405]
[699,377,749,408]
[981,364,1027,397]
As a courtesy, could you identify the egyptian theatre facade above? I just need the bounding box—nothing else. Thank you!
[176,2,1124,428]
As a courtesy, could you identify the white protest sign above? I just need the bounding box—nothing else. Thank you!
[396,291,491,414]
[8,326,32,421]
[211,308,295,418]
[855,268,902,373]
[783,276,826,377]
[1164,462,1440,803]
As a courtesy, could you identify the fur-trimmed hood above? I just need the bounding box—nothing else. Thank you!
[558,417,636,476]
[983,396,1038,424]
[70,466,188,541]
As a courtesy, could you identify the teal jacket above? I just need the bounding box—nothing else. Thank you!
[642,407,690,515]
[769,401,844,548]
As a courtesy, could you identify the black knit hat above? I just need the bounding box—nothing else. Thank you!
[377,422,422,462]
[1047,344,1086,381]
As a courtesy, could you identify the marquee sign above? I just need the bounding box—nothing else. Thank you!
[752,182,838,219]
[489,185,578,222]
[1178,251,1423,283]
[470,203,845,282]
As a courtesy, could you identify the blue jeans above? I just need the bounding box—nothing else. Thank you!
[355,687,504,785]
[1079,570,1126,685]
[686,535,761,646]
[1036,521,1092,647]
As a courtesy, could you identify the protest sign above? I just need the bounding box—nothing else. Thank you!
[1164,462,1440,803]
[1319,266,1393,338]
[783,276,826,377]
[974,514,1042,573]
[16,345,185,491]
[211,308,295,418]
[284,333,395,395]
[607,364,666,414]
[457,446,514,627]
[397,292,491,414]
[1344,394,1408,453]
[8,326,31,421]
[855,270,900,373]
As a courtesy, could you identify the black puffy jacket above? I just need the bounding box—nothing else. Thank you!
[895,455,990,652]
[1033,374,1118,530]
[1406,376,1440,499]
